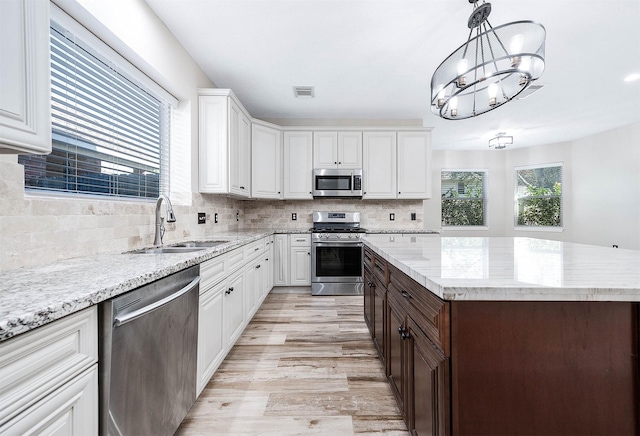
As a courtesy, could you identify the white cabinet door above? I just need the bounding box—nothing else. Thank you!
[265,237,274,291]
[223,269,245,349]
[283,131,313,199]
[1,366,98,436]
[290,246,311,286]
[229,100,251,197]
[197,280,225,396]
[363,132,397,199]
[198,89,251,197]
[273,234,289,286]
[313,132,338,169]
[313,131,362,169]
[244,259,258,319]
[397,131,432,199]
[0,0,51,154]
[252,123,282,199]
[337,132,362,169]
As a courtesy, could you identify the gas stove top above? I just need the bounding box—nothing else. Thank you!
[310,227,367,233]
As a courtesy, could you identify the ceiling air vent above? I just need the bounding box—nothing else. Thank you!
[517,84,544,100]
[293,86,314,98]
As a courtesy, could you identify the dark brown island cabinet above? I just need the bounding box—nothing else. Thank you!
[363,246,639,436]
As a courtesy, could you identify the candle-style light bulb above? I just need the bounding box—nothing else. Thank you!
[437,87,446,108]
[457,59,468,87]
[510,34,524,68]
[449,97,458,117]
[488,83,498,106]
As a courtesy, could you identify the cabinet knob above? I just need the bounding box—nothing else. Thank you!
[401,290,412,299]
[278,191,281,194]
[226,287,233,295]
[401,332,410,340]
[338,162,341,164]
[240,186,245,190]
[334,161,337,164]
[256,264,261,269]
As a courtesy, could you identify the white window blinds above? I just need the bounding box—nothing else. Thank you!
[19,16,171,199]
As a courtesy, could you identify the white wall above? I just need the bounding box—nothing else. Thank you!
[426,122,640,250]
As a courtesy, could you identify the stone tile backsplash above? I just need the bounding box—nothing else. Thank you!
[1,159,424,270]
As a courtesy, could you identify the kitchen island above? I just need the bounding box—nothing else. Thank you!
[362,234,640,436]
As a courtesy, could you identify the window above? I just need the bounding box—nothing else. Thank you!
[515,163,562,227]
[441,170,487,226]
[18,11,173,199]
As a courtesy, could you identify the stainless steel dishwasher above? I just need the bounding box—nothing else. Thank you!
[99,265,199,436]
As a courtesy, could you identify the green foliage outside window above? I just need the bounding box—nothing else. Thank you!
[516,166,562,227]
[441,171,485,226]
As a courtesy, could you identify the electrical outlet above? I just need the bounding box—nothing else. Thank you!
[236,212,239,222]
[390,213,395,221]
[197,212,206,224]
[411,213,416,221]
[214,213,218,223]
[292,213,297,221]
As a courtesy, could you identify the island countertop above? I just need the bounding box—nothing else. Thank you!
[362,234,640,302]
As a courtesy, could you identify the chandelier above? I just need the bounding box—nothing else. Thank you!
[430,0,546,120]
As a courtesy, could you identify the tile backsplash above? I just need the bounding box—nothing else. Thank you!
[1,158,424,270]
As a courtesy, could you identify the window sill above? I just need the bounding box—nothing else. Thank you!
[442,226,490,231]
[514,226,564,233]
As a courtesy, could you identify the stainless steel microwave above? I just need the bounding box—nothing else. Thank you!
[312,168,363,198]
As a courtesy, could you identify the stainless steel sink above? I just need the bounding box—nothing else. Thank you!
[131,246,207,254]
[171,240,229,248]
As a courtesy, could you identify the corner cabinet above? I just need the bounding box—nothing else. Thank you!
[198,89,251,198]
[251,122,282,199]
[0,0,51,154]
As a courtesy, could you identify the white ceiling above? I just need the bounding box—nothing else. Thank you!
[145,0,640,150]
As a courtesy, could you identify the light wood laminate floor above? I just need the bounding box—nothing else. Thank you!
[176,290,408,436]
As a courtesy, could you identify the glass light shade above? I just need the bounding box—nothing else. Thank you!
[430,20,546,120]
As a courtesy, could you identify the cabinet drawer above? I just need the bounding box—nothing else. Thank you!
[0,307,98,425]
[227,247,245,273]
[290,234,311,247]
[364,247,374,269]
[244,239,265,260]
[200,254,226,291]
[389,265,450,356]
[372,252,389,287]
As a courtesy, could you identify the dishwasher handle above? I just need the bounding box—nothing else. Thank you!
[113,276,200,328]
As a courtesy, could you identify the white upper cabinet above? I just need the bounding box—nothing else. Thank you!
[337,132,363,169]
[313,131,362,169]
[283,131,313,199]
[397,131,432,199]
[313,132,337,168]
[198,89,251,198]
[251,122,282,199]
[363,132,397,199]
[0,0,51,154]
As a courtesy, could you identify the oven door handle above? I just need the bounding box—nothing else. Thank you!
[313,241,363,247]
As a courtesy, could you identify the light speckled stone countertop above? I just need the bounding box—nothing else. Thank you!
[363,234,640,302]
[0,229,306,342]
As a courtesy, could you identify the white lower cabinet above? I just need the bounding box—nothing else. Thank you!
[224,269,246,350]
[273,234,289,286]
[2,366,98,436]
[0,307,98,435]
[273,234,311,287]
[197,236,273,396]
[197,279,225,395]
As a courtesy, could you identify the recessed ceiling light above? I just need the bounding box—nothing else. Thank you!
[624,73,640,82]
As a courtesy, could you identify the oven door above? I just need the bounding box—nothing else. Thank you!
[311,241,363,283]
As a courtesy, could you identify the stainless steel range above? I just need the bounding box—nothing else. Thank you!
[311,211,365,296]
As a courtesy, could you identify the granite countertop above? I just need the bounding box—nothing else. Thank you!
[0,229,300,342]
[363,234,640,302]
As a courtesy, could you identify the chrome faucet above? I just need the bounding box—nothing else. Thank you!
[154,195,176,245]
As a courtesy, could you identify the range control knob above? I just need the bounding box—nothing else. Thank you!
[348,234,353,239]
[336,234,341,238]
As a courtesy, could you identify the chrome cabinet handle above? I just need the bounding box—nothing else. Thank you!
[114,277,200,327]
[401,290,412,299]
